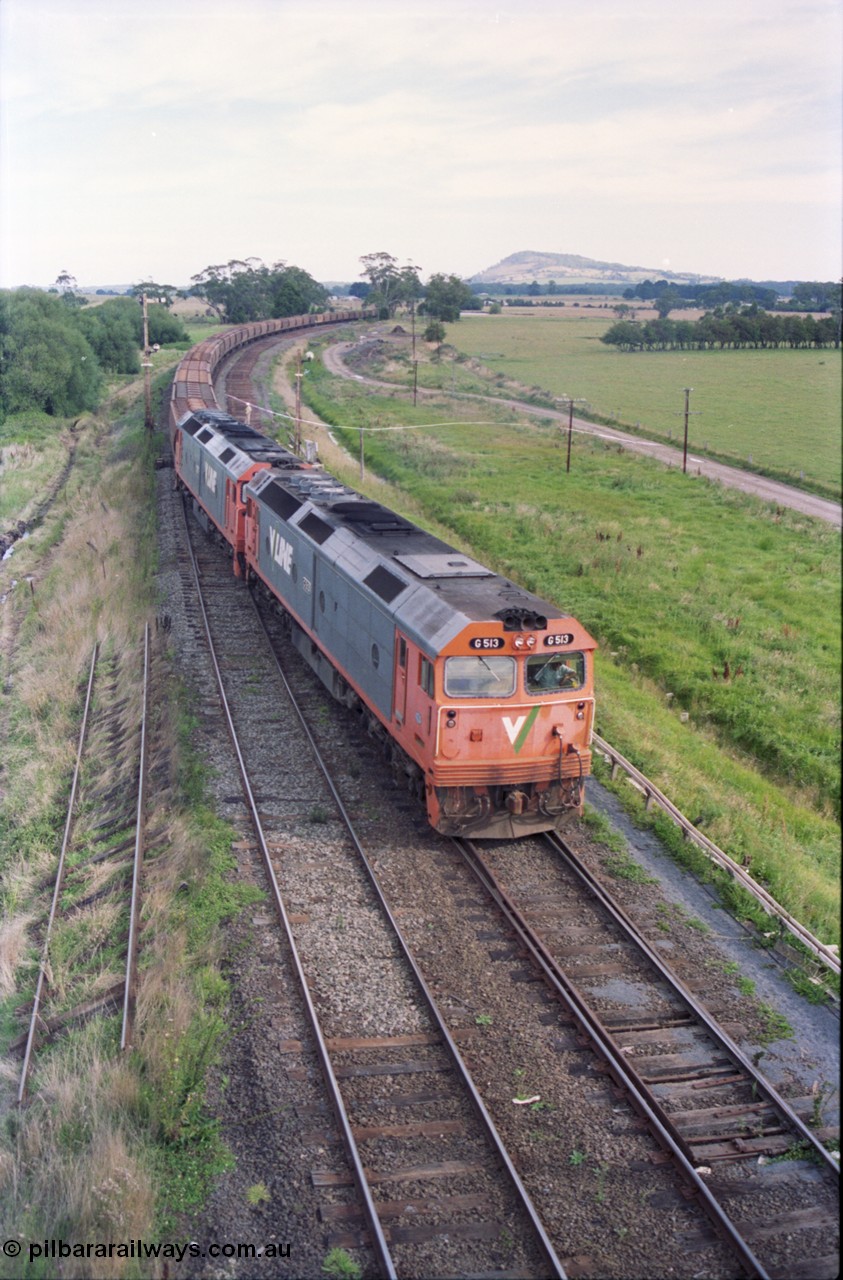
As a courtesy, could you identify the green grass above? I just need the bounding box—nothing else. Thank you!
[301,348,841,947]
[451,310,842,496]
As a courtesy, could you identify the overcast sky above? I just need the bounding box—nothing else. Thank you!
[1,0,840,289]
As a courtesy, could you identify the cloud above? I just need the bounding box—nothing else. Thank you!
[1,0,840,285]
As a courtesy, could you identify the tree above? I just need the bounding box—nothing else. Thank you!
[189,258,327,323]
[0,289,102,418]
[654,287,683,319]
[421,273,476,322]
[359,253,421,317]
[78,300,140,374]
[423,320,446,349]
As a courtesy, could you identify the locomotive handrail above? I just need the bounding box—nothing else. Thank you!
[592,731,840,977]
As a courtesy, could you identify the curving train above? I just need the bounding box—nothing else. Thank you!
[169,311,596,838]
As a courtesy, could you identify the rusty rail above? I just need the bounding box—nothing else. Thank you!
[18,644,99,1104]
[121,623,150,1051]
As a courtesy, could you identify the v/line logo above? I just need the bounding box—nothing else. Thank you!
[269,527,293,574]
[502,706,540,752]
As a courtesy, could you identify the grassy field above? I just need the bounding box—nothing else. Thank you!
[451,309,842,497]
[299,338,841,950]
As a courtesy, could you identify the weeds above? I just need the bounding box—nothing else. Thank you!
[322,1248,363,1279]
[605,852,657,884]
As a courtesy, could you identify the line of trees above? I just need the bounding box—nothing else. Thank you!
[621,278,841,314]
[0,288,189,422]
[601,306,841,352]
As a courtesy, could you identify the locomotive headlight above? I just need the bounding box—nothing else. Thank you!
[513,634,537,650]
[513,636,525,649]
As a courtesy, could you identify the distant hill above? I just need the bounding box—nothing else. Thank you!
[470,251,721,288]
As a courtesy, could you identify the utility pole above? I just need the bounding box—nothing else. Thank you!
[675,387,700,473]
[557,398,586,473]
[294,353,303,456]
[141,293,154,429]
[411,299,418,406]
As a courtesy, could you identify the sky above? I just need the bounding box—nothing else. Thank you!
[1,0,840,290]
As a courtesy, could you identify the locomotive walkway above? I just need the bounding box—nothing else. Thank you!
[322,335,842,529]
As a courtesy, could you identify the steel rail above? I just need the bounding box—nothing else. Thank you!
[179,502,397,1280]
[545,830,839,1175]
[592,732,840,976]
[250,592,568,1280]
[453,835,773,1280]
[18,643,99,1105]
[121,622,150,1051]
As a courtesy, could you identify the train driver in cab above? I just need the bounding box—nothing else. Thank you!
[528,653,583,692]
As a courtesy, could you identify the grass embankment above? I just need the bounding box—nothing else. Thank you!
[454,309,842,499]
[298,340,841,951]
[0,380,258,1276]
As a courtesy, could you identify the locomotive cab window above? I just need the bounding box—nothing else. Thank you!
[444,656,516,698]
[420,655,435,698]
[526,652,585,693]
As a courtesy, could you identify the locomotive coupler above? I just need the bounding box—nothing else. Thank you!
[505,789,529,816]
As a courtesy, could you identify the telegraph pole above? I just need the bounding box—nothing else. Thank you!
[676,387,700,473]
[294,353,303,456]
[141,293,154,429]
[557,398,586,473]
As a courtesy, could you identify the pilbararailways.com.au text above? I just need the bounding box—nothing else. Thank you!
[3,1238,292,1264]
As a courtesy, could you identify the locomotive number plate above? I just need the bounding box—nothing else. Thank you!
[469,636,505,650]
[544,633,575,647]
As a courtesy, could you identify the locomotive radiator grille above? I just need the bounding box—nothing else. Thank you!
[431,750,591,786]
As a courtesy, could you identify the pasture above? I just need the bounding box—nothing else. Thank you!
[454,309,842,497]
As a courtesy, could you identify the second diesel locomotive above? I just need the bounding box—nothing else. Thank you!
[173,403,597,839]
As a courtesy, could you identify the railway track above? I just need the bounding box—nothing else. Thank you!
[16,628,151,1101]
[178,494,566,1279]
[455,832,839,1280]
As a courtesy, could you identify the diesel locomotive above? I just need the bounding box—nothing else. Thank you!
[169,314,596,838]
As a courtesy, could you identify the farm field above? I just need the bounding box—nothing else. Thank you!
[452,309,842,497]
[299,339,841,950]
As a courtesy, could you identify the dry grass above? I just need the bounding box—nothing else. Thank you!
[0,914,34,997]
[3,1032,157,1279]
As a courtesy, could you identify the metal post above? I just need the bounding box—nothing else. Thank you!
[567,399,574,474]
[413,360,418,407]
[683,387,692,474]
